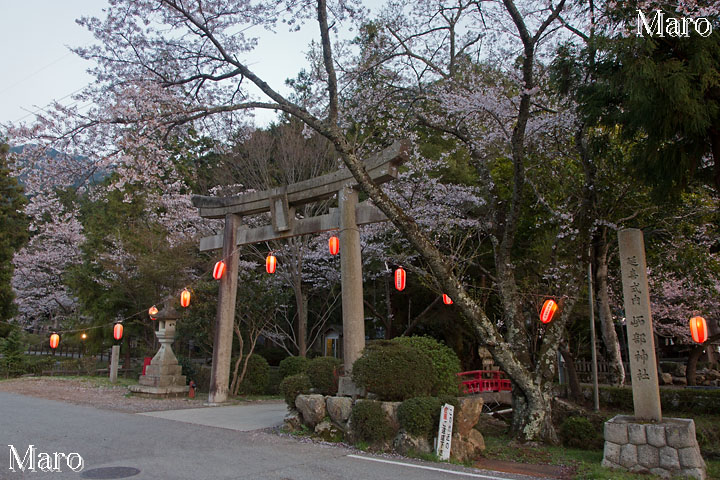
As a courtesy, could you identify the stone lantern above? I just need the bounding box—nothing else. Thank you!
[129,304,189,397]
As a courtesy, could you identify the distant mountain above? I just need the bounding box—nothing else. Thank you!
[9,144,108,188]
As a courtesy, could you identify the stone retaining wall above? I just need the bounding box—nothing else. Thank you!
[288,394,485,462]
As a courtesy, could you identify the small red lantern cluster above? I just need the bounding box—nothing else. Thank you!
[266,254,277,274]
[180,288,191,308]
[540,299,558,324]
[442,294,453,305]
[329,236,339,256]
[690,315,708,344]
[394,267,406,291]
[213,261,226,280]
[113,322,124,341]
[49,332,60,349]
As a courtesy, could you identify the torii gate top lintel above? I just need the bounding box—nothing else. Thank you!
[191,140,408,219]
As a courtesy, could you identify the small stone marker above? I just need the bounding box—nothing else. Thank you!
[109,345,120,383]
[436,404,454,460]
[617,228,661,422]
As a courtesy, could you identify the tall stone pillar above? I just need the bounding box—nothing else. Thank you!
[618,228,661,422]
[208,213,241,404]
[338,186,365,373]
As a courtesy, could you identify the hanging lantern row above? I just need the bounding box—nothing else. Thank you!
[266,254,277,274]
[49,332,60,349]
[540,299,558,324]
[690,315,708,344]
[113,322,124,341]
[329,236,339,256]
[213,261,226,280]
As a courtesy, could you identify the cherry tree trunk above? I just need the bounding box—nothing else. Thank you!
[510,380,559,444]
[595,240,625,386]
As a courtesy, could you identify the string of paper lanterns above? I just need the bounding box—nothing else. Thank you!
[37,228,712,349]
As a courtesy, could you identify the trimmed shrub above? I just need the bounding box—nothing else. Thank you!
[265,367,282,395]
[22,356,56,375]
[279,373,311,407]
[278,356,310,379]
[392,336,462,396]
[255,346,288,366]
[238,354,270,395]
[350,400,394,444]
[352,340,434,401]
[559,416,601,450]
[398,395,460,440]
[307,356,341,395]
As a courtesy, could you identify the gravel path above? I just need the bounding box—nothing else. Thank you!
[0,377,207,413]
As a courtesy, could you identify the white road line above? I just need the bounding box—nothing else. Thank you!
[346,454,517,479]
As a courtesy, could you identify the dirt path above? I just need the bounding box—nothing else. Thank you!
[0,377,206,413]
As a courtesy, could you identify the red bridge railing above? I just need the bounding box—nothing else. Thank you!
[457,370,512,394]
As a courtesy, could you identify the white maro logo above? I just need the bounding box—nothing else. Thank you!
[8,445,84,473]
[637,9,713,37]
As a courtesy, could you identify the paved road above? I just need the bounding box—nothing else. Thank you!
[138,402,287,431]
[0,392,547,480]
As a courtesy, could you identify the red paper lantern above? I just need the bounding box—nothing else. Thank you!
[540,299,558,324]
[443,294,453,305]
[690,315,708,344]
[394,267,406,291]
[180,288,191,308]
[213,260,226,280]
[49,333,60,349]
[113,323,124,341]
[148,305,159,320]
[266,254,277,274]
[329,236,339,256]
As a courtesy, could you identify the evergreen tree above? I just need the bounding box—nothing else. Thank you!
[0,326,25,377]
[0,142,29,321]
[582,6,720,195]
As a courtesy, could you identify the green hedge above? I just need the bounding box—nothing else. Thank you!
[392,336,461,396]
[582,385,720,415]
[398,395,459,440]
[352,340,435,401]
[350,400,395,444]
[279,373,311,407]
[238,354,270,395]
[559,416,603,450]
[278,356,310,379]
[307,356,341,395]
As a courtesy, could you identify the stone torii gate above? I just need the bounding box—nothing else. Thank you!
[191,141,408,404]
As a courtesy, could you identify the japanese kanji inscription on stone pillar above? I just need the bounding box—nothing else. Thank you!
[618,228,662,422]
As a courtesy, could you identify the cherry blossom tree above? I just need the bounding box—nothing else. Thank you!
[6,0,600,442]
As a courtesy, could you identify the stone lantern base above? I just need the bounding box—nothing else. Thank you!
[602,415,706,479]
[128,305,189,398]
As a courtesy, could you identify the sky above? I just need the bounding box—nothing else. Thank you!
[0,1,364,130]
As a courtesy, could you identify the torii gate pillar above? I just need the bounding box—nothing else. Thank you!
[208,214,240,404]
[338,186,364,372]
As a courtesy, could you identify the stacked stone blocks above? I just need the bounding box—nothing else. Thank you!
[602,415,706,479]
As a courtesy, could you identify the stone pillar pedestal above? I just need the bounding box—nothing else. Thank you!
[602,415,706,479]
[129,305,188,398]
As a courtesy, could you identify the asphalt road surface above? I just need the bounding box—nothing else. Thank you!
[0,391,547,480]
